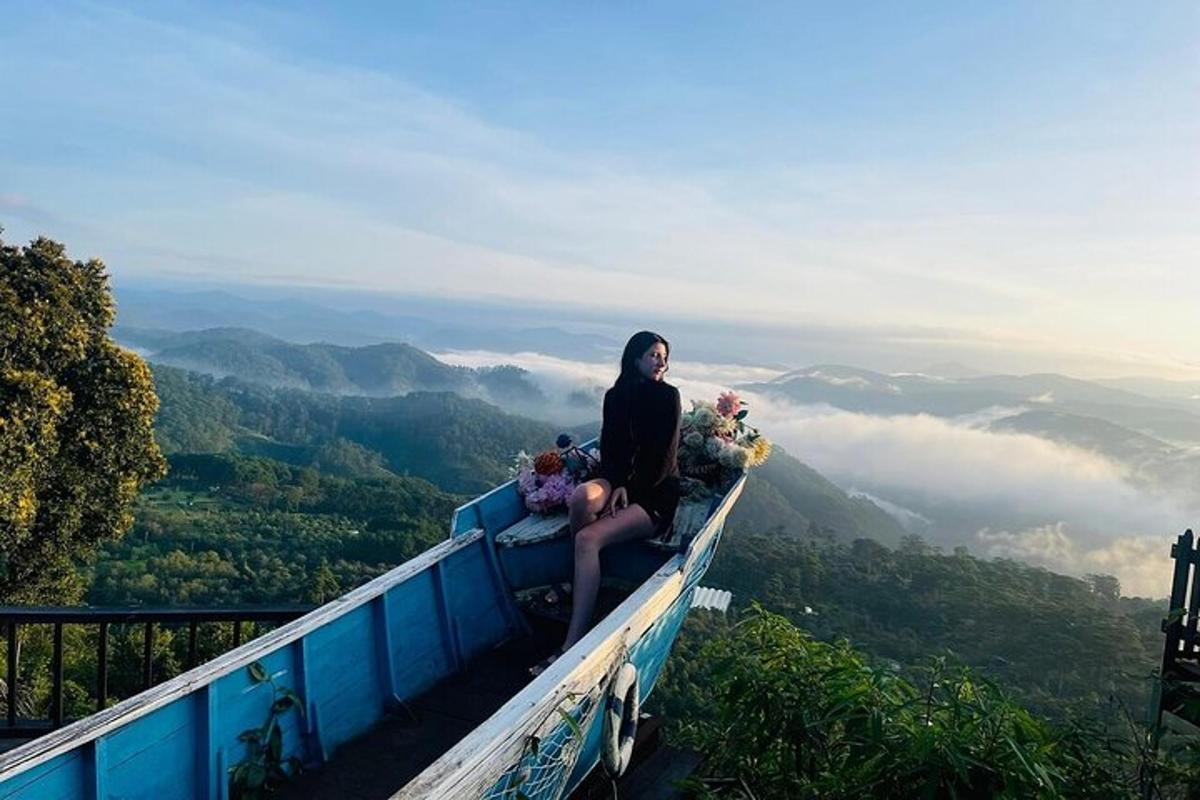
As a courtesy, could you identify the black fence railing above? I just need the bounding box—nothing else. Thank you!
[1153,529,1199,732]
[0,605,314,739]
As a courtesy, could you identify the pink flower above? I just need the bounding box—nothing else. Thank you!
[716,391,742,418]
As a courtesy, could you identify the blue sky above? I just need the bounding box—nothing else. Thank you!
[1,1,1197,375]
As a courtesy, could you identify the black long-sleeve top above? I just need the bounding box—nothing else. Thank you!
[599,378,681,493]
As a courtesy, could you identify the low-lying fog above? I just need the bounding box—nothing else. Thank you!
[435,348,1197,598]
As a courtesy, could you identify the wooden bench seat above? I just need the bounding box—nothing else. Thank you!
[494,512,571,548]
[494,499,712,552]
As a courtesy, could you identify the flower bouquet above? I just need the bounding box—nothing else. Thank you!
[679,390,772,486]
[511,433,601,514]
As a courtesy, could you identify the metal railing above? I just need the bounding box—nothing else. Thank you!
[0,605,314,739]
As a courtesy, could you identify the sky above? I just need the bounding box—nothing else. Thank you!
[1,1,1198,377]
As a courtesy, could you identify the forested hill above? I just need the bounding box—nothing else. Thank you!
[152,365,564,493]
[117,325,545,403]
[696,529,1162,718]
[727,446,907,546]
[152,364,906,543]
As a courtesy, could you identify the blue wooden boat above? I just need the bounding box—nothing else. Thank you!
[0,444,745,799]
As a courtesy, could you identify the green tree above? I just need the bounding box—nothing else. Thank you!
[306,560,340,604]
[674,606,1176,799]
[0,234,166,603]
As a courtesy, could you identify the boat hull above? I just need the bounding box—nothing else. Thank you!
[399,471,745,799]
[0,463,745,800]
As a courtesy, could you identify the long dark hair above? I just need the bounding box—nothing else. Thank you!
[614,330,670,391]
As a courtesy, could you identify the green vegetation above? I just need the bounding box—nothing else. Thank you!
[701,528,1159,719]
[229,661,305,799]
[664,607,1194,799]
[6,451,461,721]
[89,453,459,606]
[0,234,166,603]
[151,365,563,493]
[0,242,1185,796]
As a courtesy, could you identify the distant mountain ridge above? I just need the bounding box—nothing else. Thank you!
[118,326,546,405]
[151,364,565,493]
[742,364,1200,445]
[112,285,622,360]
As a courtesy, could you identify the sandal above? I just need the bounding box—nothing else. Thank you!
[529,649,563,677]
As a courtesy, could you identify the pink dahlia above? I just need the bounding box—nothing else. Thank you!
[716,391,742,418]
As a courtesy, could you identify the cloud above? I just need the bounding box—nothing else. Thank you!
[751,398,1193,534]
[976,524,1171,598]
[429,347,1194,595]
[847,488,932,532]
[3,4,1199,376]
[431,349,787,426]
[0,193,61,228]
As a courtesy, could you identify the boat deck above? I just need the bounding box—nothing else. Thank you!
[280,587,628,799]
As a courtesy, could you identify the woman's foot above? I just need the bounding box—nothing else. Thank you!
[529,649,563,677]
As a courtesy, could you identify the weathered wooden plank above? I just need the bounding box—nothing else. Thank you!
[103,696,197,799]
[85,738,104,800]
[0,749,85,800]
[431,561,462,672]
[374,592,401,708]
[495,513,570,547]
[0,529,485,783]
[451,482,520,537]
[385,572,454,701]
[198,685,218,800]
[496,497,713,552]
[682,475,745,580]
[305,604,384,752]
[643,500,711,552]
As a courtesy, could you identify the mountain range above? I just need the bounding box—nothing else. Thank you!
[117,326,548,405]
[740,364,1200,444]
[150,362,905,545]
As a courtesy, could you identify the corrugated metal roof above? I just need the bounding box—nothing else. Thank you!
[690,586,732,613]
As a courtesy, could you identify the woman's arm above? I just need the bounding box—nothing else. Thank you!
[599,388,632,489]
[630,384,681,490]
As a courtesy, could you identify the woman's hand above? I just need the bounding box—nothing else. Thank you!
[603,486,629,517]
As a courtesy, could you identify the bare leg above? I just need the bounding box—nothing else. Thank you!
[562,504,656,650]
[568,479,611,534]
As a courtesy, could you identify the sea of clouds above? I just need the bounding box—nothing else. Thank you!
[435,349,1193,597]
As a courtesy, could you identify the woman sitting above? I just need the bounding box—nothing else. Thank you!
[531,330,681,675]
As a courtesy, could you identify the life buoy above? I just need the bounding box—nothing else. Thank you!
[601,661,640,777]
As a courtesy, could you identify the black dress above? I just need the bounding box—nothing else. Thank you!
[599,378,682,538]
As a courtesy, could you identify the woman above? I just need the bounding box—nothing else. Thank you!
[531,331,681,675]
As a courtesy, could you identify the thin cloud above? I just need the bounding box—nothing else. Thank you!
[751,398,1193,536]
[976,524,1172,598]
[439,348,1194,595]
[3,4,1198,374]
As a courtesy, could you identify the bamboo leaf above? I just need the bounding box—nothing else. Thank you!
[247,661,269,684]
[556,705,583,740]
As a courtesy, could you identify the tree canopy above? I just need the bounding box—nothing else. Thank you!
[0,235,165,603]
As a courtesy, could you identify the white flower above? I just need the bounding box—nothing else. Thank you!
[701,408,722,432]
